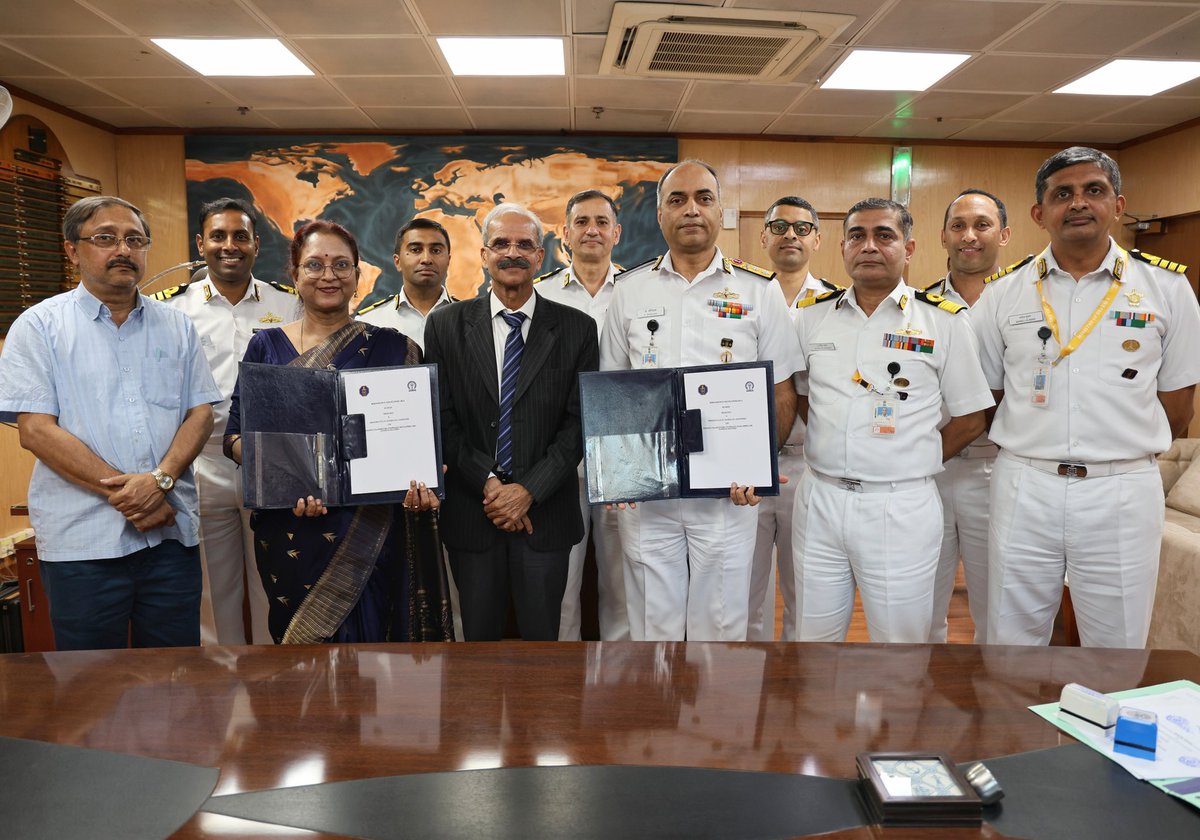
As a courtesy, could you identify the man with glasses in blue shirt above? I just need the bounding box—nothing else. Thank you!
[0,196,220,650]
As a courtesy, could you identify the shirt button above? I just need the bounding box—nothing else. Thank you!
[122,367,130,373]
[128,397,136,403]
[1072,368,1080,373]
[1075,298,1082,303]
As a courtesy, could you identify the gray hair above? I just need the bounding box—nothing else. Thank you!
[63,195,150,242]
[482,202,544,244]
[844,197,913,241]
[1035,146,1121,204]
[656,158,722,206]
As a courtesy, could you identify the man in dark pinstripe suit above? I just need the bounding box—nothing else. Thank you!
[424,203,599,641]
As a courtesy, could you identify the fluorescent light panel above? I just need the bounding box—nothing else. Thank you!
[437,38,564,76]
[152,38,312,76]
[1055,59,1200,96]
[821,49,970,92]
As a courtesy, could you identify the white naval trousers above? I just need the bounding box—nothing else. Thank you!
[929,452,994,644]
[195,449,271,644]
[559,470,628,640]
[619,497,758,641]
[747,451,804,641]
[791,469,942,642]
[987,451,1163,648]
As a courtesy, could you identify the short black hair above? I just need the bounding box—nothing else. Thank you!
[765,196,820,230]
[394,218,451,254]
[844,197,913,241]
[1035,146,1121,204]
[198,197,258,237]
[944,188,1008,229]
[566,189,618,221]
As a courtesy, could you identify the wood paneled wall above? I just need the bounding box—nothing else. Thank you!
[1120,124,1200,222]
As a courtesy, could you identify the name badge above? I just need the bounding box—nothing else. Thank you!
[637,307,665,319]
[810,342,837,352]
[1009,311,1045,326]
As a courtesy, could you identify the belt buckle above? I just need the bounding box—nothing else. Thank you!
[839,478,863,492]
[1057,463,1088,478]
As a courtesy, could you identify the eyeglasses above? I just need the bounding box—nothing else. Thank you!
[765,220,817,237]
[486,238,541,255]
[300,259,357,279]
[77,233,152,251]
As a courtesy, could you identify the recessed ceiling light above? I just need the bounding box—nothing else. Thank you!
[152,38,313,76]
[820,49,970,92]
[436,38,565,76]
[1055,59,1200,96]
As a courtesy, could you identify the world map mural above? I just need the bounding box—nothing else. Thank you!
[185,135,678,308]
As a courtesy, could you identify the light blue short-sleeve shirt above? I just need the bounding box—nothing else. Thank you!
[0,285,221,561]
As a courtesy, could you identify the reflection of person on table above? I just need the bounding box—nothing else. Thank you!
[224,220,454,644]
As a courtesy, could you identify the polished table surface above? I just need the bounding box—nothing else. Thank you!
[2,641,1198,838]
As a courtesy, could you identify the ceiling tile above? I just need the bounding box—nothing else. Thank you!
[1168,75,1200,97]
[258,108,378,129]
[414,0,564,36]
[858,0,1036,50]
[1128,15,1200,60]
[144,106,277,128]
[454,77,568,108]
[994,3,1194,56]
[1102,97,1200,125]
[84,0,271,37]
[0,0,123,36]
[206,77,351,108]
[333,76,459,108]
[997,93,1140,123]
[902,91,1030,120]
[685,81,804,113]
[573,107,674,132]
[574,36,605,75]
[572,0,725,35]
[937,54,1103,94]
[0,43,66,77]
[765,114,880,136]
[467,107,572,130]
[673,112,778,133]
[1043,123,1171,144]
[726,0,889,45]
[790,45,845,85]
[7,37,186,77]
[574,77,687,110]
[861,116,978,139]
[90,77,237,108]
[790,89,917,116]
[292,38,439,76]
[360,106,473,130]
[2,78,128,107]
[251,0,418,36]
[950,121,1076,142]
[70,106,168,128]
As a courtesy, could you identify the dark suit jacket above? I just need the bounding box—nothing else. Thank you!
[423,292,599,552]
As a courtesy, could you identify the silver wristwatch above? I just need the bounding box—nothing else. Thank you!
[150,468,175,492]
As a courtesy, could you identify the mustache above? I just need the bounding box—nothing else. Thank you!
[497,257,531,270]
[107,258,137,270]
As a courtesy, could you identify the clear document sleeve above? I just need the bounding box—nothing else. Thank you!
[238,362,443,509]
[580,362,778,504]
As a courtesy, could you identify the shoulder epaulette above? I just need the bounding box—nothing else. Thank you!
[915,290,966,314]
[818,278,841,291]
[356,294,397,315]
[724,257,775,280]
[1129,249,1188,274]
[533,266,564,285]
[265,279,297,295]
[797,288,845,308]
[151,282,189,301]
[984,254,1034,284]
[614,257,658,280]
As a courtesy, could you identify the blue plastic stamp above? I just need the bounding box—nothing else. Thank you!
[1113,708,1158,759]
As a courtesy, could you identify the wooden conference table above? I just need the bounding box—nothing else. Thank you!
[1,641,1198,838]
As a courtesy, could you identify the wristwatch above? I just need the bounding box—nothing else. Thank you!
[150,468,175,493]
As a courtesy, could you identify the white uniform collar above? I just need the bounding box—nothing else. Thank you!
[787,272,827,307]
[200,276,261,304]
[839,279,908,312]
[397,284,452,311]
[1035,237,1126,283]
[563,262,617,290]
[659,248,724,281]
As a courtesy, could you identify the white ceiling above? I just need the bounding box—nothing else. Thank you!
[1,0,1199,144]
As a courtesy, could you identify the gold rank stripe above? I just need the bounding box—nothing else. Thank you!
[915,291,966,314]
[1130,249,1189,274]
[984,254,1034,284]
[797,288,845,308]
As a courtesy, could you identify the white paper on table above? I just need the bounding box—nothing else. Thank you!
[341,367,439,496]
[681,366,773,489]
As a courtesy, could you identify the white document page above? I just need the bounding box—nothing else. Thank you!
[682,366,773,489]
[342,367,439,496]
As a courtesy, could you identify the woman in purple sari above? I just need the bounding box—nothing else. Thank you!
[224,220,453,644]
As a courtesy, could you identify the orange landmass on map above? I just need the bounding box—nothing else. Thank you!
[326,142,402,177]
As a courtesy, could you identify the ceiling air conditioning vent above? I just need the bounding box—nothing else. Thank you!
[600,3,854,82]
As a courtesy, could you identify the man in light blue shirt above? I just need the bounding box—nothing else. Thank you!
[0,196,220,650]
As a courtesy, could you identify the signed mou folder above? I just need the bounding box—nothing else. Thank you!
[579,361,779,504]
[238,362,443,509]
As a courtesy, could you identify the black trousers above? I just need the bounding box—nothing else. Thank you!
[448,534,569,641]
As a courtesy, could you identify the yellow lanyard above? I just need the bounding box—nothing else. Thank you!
[1036,276,1121,367]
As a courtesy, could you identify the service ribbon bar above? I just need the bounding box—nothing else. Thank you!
[882,332,935,353]
[1112,311,1155,328]
[707,300,754,319]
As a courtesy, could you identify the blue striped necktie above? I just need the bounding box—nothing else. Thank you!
[495,310,527,472]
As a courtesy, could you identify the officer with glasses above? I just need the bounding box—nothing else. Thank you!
[0,196,220,651]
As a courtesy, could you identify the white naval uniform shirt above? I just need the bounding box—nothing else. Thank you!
[355,285,453,351]
[974,239,1200,462]
[599,248,801,384]
[796,281,994,482]
[532,263,616,339]
[781,273,838,451]
[156,276,301,448]
[925,274,997,456]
